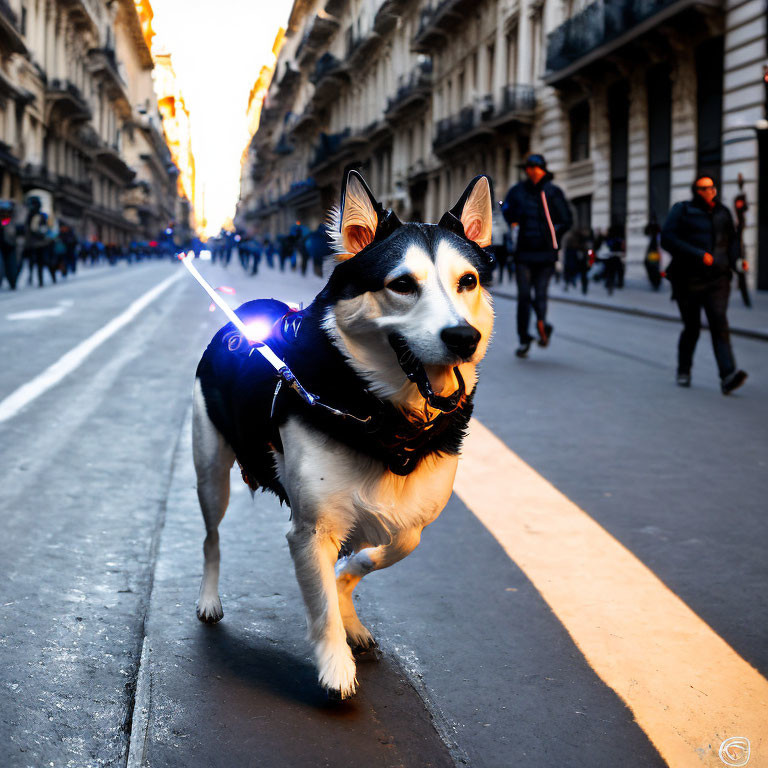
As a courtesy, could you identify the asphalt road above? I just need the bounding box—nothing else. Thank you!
[0,258,765,768]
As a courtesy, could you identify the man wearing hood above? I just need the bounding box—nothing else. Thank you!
[661,176,748,395]
[502,154,572,357]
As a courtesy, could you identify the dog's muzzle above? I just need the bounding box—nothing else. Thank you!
[388,333,465,413]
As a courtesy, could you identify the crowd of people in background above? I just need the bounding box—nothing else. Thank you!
[2,164,750,396]
[0,195,189,292]
[207,222,332,279]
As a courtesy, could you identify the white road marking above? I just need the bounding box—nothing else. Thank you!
[0,271,183,423]
[7,299,74,321]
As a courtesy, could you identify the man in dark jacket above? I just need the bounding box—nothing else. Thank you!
[502,154,572,357]
[661,176,747,394]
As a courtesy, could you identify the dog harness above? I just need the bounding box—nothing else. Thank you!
[196,299,475,500]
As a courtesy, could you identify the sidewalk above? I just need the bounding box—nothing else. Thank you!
[492,262,768,341]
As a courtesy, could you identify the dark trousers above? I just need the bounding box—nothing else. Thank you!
[515,262,553,343]
[675,276,736,380]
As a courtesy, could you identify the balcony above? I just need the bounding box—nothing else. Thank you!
[273,64,301,106]
[374,0,410,35]
[489,84,537,128]
[310,53,350,108]
[385,60,433,122]
[296,12,340,67]
[545,0,723,84]
[21,163,57,191]
[279,177,319,206]
[346,29,383,69]
[433,102,496,155]
[45,80,92,122]
[0,139,19,171]
[289,108,318,137]
[58,0,100,35]
[274,133,294,156]
[0,0,26,54]
[309,128,351,172]
[88,48,131,113]
[94,144,136,183]
[57,175,93,204]
[412,0,477,52]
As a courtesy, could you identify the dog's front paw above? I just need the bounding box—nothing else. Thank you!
[346,625,379,659]
[317,640,358,700]
[196,595,223,624]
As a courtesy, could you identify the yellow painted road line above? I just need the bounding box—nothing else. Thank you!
[455,419,768,768]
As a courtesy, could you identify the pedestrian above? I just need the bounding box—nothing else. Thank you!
[488,203,510,284]
[562,228,589,295]
[0,200,19,290]
[596,224,625,295]
[501,153,572,357]
[23,198,54,287]
[644,215,663,290]
[661,176,748,394]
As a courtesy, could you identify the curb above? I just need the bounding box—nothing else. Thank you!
[492,289,768,342]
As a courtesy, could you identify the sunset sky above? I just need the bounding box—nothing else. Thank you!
[150,0,294,238]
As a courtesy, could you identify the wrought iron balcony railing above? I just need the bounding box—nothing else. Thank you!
[309,129,351,170]
[546,0,705,74]
[385,59,433,120]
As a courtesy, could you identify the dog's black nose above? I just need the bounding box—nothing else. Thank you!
[441,324,481,360]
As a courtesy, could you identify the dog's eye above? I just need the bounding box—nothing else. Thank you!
[386,275,418,295]
[458,273,477,292]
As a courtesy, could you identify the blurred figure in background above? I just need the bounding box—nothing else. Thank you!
[594,224,625,295]
[661,175,748,395]
[488,201,511,284]
[0,201,19,290]
[23,197,55,287]
[303,224,331,277]
[562,228,590,295]
[644,215,663,290]
[502,153,572,358]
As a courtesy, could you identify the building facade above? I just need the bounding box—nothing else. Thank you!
[239,0,767,287]
[0,0,187,245]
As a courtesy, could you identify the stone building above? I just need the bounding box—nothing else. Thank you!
[0,0,186,245]
[239,0,766,288]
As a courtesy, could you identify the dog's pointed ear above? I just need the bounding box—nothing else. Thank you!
[439,175,493,248]
[337,170,382,260]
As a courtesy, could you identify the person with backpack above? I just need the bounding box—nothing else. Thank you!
[502,154,572,358]
[661,176,748,395]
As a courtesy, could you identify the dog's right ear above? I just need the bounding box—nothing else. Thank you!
[336,170,383,260]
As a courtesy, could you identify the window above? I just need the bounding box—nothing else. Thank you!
[695,37,724,181]
[608,82,628,228]
[571,195,592,234]
[647,64,672,222]
[569,100,590,162]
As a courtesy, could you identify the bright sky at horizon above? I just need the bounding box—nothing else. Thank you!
[150,0,294,239]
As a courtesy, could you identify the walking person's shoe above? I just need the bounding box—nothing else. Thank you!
[676,372,691,387]
[515,339,532,358]
[536,320,553,347]
[721,370,748,395]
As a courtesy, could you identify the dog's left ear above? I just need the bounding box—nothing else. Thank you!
[439,175,493,248]
[335,170,401,260]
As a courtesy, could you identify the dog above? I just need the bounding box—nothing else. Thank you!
[192,170,495,699]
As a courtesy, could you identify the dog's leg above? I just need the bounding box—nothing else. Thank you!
[336,527,423,653]
[192,379,234,624]
[287,522,357,699]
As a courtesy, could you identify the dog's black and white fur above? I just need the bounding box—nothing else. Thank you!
[192,171,495,698]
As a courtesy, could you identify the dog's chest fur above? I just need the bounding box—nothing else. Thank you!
[275,417,460,547]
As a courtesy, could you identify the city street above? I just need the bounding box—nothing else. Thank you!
[1,259,766,768]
